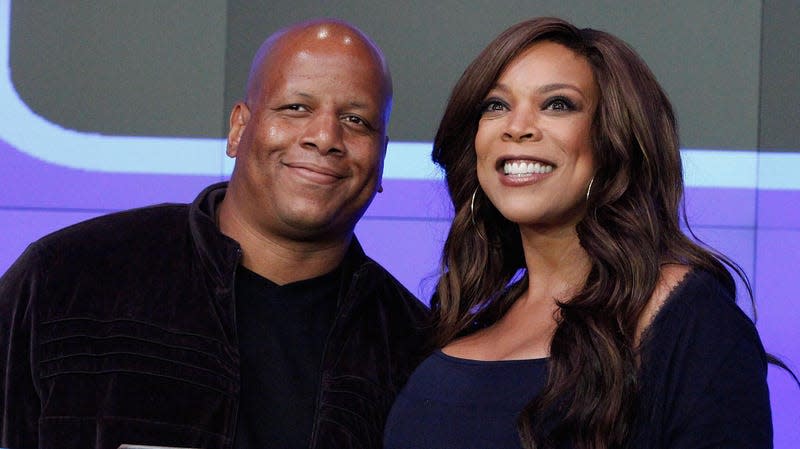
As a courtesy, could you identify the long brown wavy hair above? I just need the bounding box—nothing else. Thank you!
[431,17,746,449]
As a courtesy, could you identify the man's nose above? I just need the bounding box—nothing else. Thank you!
[301,111,344,155]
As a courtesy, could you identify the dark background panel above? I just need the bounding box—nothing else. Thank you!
[759,0,800,151]
[11,0,789,152]
[224,0,763,149]
[10,0,227,137]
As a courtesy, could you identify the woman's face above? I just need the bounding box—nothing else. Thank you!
[475,40,598,233]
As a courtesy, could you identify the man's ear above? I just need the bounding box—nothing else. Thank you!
[227,102,251,157]
[377,135,389,193]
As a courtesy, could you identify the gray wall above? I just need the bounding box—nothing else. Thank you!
[10,0,227,137]
[760,0,800,151]
[9,0,799,151]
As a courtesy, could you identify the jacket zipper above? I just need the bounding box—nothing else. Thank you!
[226,247,243,449]
[307,270,362,448]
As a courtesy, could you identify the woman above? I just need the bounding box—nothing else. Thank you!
[384,17,773,449]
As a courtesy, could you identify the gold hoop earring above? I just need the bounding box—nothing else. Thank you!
[470,187,489,242]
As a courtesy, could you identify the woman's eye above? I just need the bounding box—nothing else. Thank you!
[480,99,507,114]
[544,97,575,111]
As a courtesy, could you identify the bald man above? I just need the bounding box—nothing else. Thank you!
[0,20,429,449]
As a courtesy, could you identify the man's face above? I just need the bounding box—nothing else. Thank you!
[226,31,389,243]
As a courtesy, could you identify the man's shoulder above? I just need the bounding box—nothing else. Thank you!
[0,203,192,306]
[355,256,430,322]
[13,203,194,281]
[35,203,190,253]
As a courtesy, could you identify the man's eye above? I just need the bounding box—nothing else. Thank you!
[282,104,309,112]
[343,115,372,129]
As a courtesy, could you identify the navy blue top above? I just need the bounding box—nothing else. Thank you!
[384,350,547,448]
[384,270,772,448]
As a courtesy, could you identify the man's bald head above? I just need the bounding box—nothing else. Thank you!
[244,19,393,124]
[222,18,394,256]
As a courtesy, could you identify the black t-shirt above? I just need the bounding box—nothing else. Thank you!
[233,265,340,449]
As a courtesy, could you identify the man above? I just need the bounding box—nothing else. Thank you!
[0,19,429,449]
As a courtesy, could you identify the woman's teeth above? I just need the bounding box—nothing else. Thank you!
[503,160,554,176]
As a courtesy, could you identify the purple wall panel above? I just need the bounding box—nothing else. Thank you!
[679,226,756,314]
[364,178,451,220]
[0,208,102,273]
[0,140,797,445]
[355,217,450,302]
[0,141,217,210]
[756,229,800,449]
[768,366,800,449]
[755,229,800,360]
[758,190,800,229]
[684,187,757,228]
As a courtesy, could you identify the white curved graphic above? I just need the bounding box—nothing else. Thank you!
[0,0,225,175]
[0,0,797,187]
[0,0,437,179]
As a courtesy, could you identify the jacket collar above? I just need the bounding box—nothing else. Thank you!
[188,182,372,307]
[189,182,240,290]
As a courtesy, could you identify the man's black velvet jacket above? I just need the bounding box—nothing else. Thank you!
[0,183,430,449]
